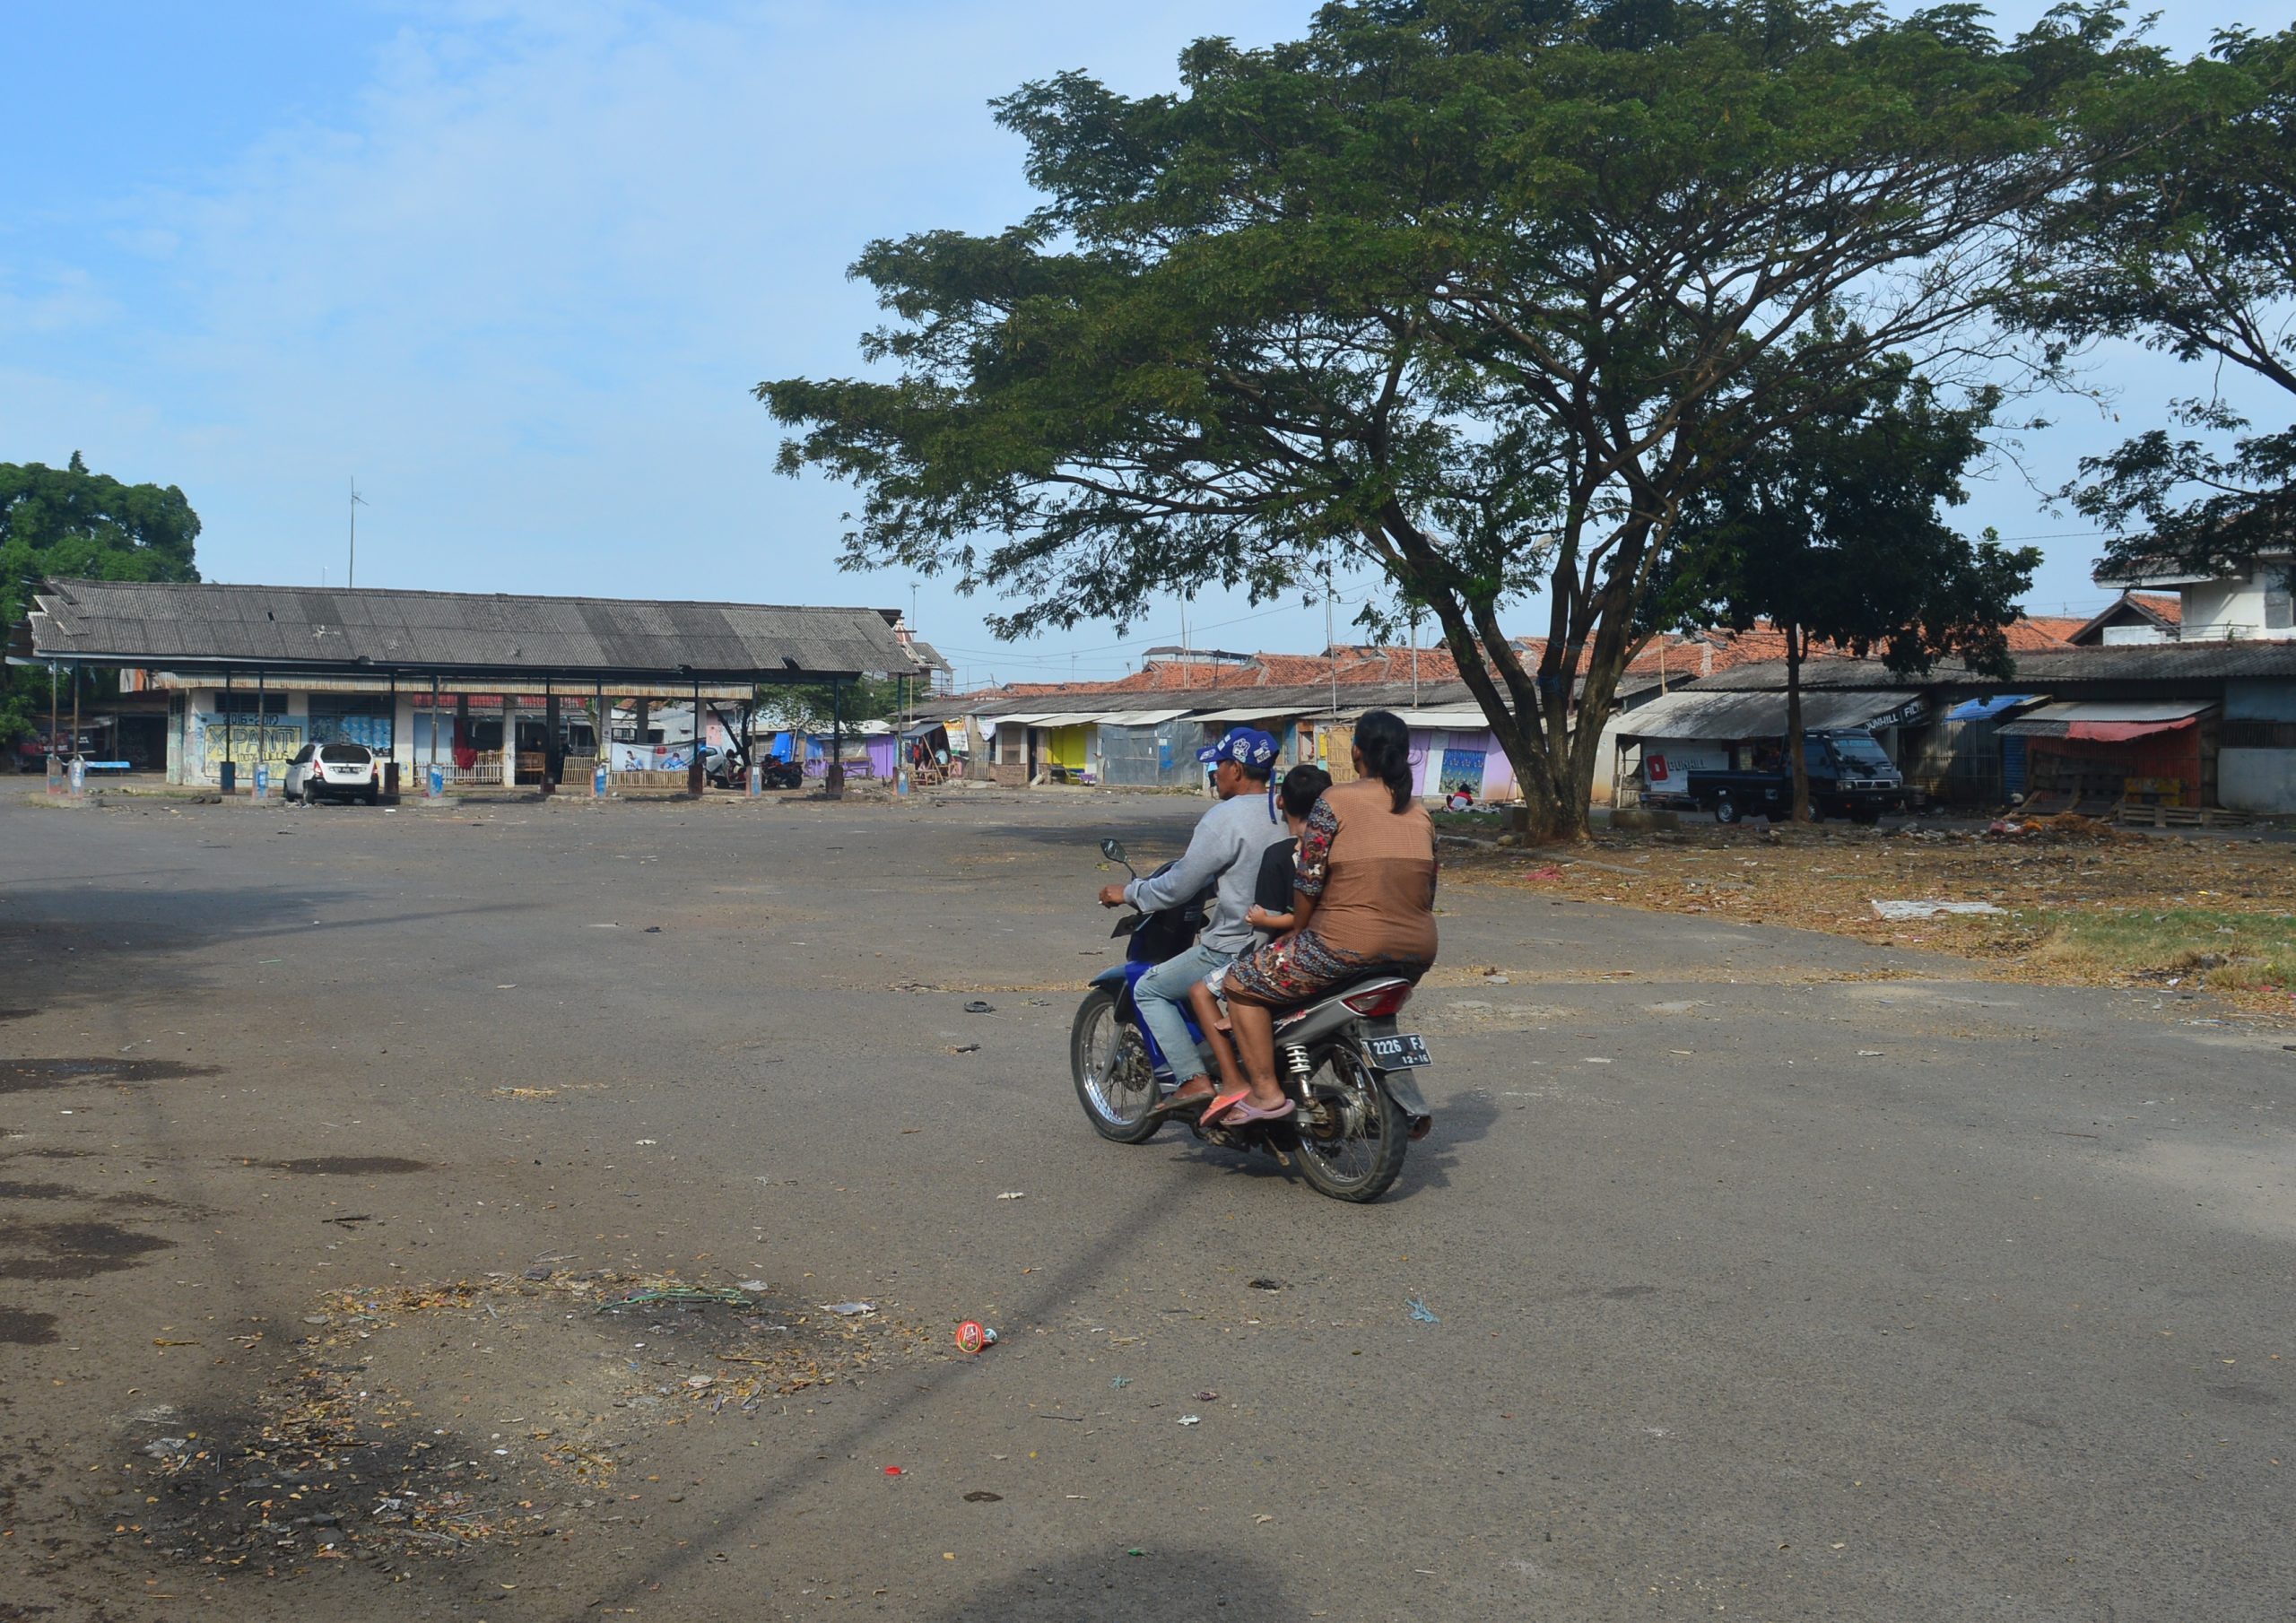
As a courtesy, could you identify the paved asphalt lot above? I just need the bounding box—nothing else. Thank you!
[1,785,2288,1623]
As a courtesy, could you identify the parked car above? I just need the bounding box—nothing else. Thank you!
[285,742,382,804]
[12,730,96,771]
[1659,729,1911,825]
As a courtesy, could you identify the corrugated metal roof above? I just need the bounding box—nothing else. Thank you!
[1616,688,1921,741]
[1691,639,2296,690]
[2015,699,2216,725]
[22,578,920,681]
[1193,704,1308,722]
[1390,707,1497,730]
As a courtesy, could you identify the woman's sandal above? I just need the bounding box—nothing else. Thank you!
[1204,1090,1295,1126]
[1196,1087,1251,1126]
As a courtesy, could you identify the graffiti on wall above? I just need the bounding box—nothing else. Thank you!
[191,715,306,775]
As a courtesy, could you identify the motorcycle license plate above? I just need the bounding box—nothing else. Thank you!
[1367,1033,1431,1070]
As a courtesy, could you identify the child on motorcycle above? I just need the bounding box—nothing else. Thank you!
[1186,763,1331,1106]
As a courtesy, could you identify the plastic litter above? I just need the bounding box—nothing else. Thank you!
[1406,1297,1440,1324]
[954,1321,1000,1354]
[1247,1278,1283,1291]
[1870,898,2005,920]
[964,1000,996,1013]
[1194,1390,1219,1402]
[821,1301,877,1317]
[1177,1415,1201,1427]
[883,1466,904,1476]
[963,1490,1003,1502]
[996,1191,1027,1201]
[1109,1376,1131,1389]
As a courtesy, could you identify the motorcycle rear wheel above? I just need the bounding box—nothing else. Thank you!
[1293,1039,1408,1202]
[1071,987,1161,1144]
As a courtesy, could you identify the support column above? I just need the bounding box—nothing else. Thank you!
[688,677,705,795]
[595,682,607,795]
[501,693,517,791]
[222,671,236,794]
[67,663,84,797]
[544,688,561,795]
[252,668,268,800]
[428,675,442,796]
[827,677,845,798]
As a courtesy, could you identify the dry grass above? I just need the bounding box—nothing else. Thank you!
[1441,817,2296,1019]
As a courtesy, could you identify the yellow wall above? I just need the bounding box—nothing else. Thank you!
[1045,725,1091,771]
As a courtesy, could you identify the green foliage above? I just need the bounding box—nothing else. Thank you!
[1666,353,2039,815]
[760,675,906,736]
[1,453,203,743]
[2014,24,2296,578]
[760,0,2146,837]
[1669,357,2040,680]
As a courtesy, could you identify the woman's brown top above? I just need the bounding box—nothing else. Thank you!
[1293,776,1439,964]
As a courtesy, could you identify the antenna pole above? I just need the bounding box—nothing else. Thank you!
[349,477,368,588]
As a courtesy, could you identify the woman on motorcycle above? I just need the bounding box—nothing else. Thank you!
[1208,709,1439,1124]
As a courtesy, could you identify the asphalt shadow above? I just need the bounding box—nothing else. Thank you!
[918,1543,1293,1621]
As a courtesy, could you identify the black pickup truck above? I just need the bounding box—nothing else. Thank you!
[1674,729,1912,824]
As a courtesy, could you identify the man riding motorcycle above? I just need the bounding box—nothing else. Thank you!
[1095,727,1290,1124]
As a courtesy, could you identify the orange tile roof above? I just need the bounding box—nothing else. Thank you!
[957,615,2076,702]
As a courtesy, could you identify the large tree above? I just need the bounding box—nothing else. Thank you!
[2016,24,2295,583]
[1661,357,2039,820]
[1,453,203,745]
[761,0,2149,838]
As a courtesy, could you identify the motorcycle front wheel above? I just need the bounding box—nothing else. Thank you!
[1293,1039,1408,1202]
[1071,987,1161,1144]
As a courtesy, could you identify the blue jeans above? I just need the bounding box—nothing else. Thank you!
[1134,941,1231,1087]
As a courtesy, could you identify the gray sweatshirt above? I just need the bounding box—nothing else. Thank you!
[1125,787,1291,955]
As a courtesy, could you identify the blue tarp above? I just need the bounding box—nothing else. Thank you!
[1946,694,2037,722]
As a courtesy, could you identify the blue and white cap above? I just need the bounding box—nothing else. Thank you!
[1196,726,1279,769]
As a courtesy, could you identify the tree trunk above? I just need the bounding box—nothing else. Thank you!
[1786,622,1811,823]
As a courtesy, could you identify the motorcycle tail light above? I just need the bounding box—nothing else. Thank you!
[1341,983,1413,1018]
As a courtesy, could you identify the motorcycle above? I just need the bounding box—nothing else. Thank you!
[1070,838,1434,1202]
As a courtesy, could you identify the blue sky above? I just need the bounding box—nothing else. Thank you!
[4,2,2285,688]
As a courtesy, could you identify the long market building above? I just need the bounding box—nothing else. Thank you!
[12,578,925,794]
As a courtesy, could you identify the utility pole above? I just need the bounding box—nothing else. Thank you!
[349,478,368,588]
[1409,603,1422,706]
[1325,549,1337,717]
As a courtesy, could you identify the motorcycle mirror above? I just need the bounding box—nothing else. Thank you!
[1100,838,1126,864]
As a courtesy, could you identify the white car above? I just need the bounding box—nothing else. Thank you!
[285,742,382,804]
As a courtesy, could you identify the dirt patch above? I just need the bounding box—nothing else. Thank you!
[0,1057,222,1094]
[0,1218,175,1279]
[1447,823,2296,1018]
[265,1157,430,1176]
[123,1270,928,1583]
[0,1306,60,1344]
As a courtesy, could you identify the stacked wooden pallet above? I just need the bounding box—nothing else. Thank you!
[2112,802,2254,829]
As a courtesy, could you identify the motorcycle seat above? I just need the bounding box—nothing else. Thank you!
[1273,967,1416,1023]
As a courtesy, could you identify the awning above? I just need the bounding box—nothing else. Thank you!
[1091,708,1191,726]
[1997,699,2214,742]
[1193,705,1305,723]
[1614,687,1922,742]
[1389,707,1496,731]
